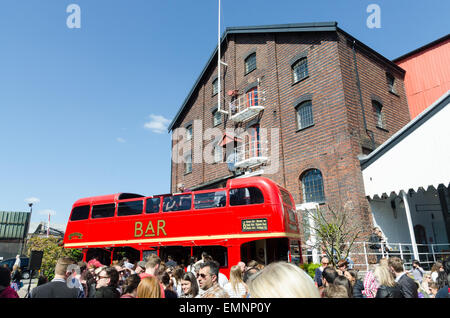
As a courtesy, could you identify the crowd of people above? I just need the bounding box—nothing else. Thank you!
[313,256,450,298]
[1,250,449,298]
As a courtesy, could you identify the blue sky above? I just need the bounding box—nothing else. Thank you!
[0,0,448,229]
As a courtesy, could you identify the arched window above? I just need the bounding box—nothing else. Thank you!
[292,57,308,83]
[301,169,325,203]
[296,100,314,130]
[372,100,385,129]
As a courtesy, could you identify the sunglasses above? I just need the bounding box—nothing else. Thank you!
[97,275,109,280]
[197,273,210,279]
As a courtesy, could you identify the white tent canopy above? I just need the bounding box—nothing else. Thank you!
[361,91,450,198]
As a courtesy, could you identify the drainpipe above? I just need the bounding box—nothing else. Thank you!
[352,40,376,150]
[401,190,419,261]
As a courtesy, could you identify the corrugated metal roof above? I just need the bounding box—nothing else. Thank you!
[0,211,30,240]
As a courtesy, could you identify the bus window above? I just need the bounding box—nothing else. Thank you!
[279,189,294,207]
[91,203,116,219]
[70,205,90,221]
[193,246,228,267]
[194,191,226,209]
[163,195,192,212]
[145,198,161,214]
[117,200,143,216]
[230,187,264,206]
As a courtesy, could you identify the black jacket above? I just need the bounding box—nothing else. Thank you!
[30,280,80,298]
[397,274,418,298]
[352,280,365,298]
[95,286,120,298]
[375,284,403,298]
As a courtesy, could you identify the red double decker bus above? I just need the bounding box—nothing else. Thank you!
[63,177,302,277]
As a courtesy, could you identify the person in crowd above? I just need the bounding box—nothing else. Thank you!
[140,254,166,298]
[180,272,199,298]
[388,256,418,298]
[0,267,19,298]
[243,260,260,283]
[197,261,229,298]
[373,264,402,298]
[173,267,184,297]
[336,259,349,276]
[334,275,353,298]
[30,257,81,298]
[14,255,21,268]
[10,264,22,292]
[368,227,382,262]
[81,268,96,298]
[137,276,162,298]
[194,252,209,267]
[362,263,379,298]
[409,260,425,283]
[314,256,329,288]
[95,266,120,298]
[320,267,338,297]
[214,261,229,287]
[323,284,349,298]
[120,274,140,298]
[431,261,443,282]
[346,269,364,298]
[429,282,439,298]
[37,275,48,286]
[237,261,246,274]
[248,262,320,298]
[161,272,178,298]
[420,273,433,298]
[224,265,248,298]
[435,257,450,298]
[186,256,197,274]
[165,255,177,268]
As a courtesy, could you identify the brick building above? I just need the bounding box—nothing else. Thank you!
[167,22,411,251]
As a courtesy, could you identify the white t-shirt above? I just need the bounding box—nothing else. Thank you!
[218,272,229,287]
[224,282,247,298]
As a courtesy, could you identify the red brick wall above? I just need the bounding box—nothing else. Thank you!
[170,29,411,238]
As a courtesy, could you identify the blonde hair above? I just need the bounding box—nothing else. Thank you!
[373,264,396,287]
[229,265,244,294]
[248,262,320,298]
[137,276,161,298]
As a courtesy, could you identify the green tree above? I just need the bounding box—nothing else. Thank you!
[25,236,82,281]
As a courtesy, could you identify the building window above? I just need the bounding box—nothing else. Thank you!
[372,100,385,129]
[184,152,192,174]
[296,100,314,130]
[245,53,256,74]
[386,73,396,94]
[292,57,308,83]
[301,169,325,203]
[212,109,222,126]
[186,125,192,141]
[212,78,219,96]
[246,87,259,107]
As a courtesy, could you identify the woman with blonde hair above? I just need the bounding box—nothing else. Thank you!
[373,265,402,298]
[136,276,161,298]
[248,262,320,298]
[224,265,248,298]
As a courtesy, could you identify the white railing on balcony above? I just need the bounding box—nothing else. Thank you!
[234,141,268,169]
[229,90,265,122]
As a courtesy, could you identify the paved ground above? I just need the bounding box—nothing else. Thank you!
[17,278,38,298]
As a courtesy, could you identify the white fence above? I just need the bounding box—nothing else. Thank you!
[302,241,450,272]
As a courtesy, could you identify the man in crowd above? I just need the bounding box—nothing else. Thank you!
[197,261,229,298]
[388,257,418,298]
[314,256,329,288]
[139,254,165,298]
[30,257,82,298]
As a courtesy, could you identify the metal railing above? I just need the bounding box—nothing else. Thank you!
[234,141,268,167]
[229,90,265,117]
[302,241,450,273]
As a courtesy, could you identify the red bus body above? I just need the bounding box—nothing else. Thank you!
[63,177,302,277]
